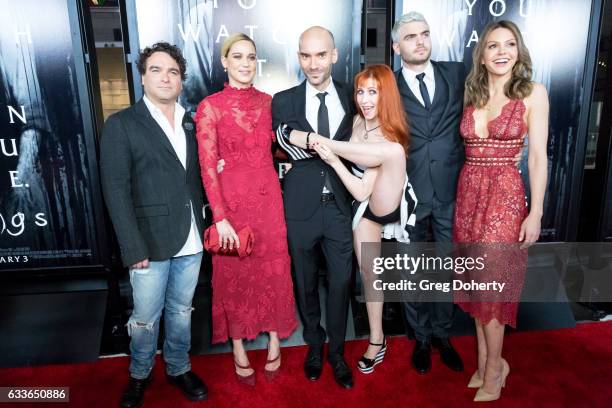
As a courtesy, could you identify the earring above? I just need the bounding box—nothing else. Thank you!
[224,68,227,72]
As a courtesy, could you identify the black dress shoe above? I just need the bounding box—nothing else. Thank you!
[432,336,464,372]
[120,375,151,408]
[329,358,354,389]
[166,371,208,401]
[304,345,323,381]
[412,340,432,374]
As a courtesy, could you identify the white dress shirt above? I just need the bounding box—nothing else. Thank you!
[143,95,203,257]
[401,61,436,108]
[305,80,345,139]
[305,80,345,193]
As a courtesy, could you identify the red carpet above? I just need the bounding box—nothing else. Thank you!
[1,322,611,407]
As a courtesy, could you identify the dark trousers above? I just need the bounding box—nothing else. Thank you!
[286,200,353,361]
[403,195,455,342]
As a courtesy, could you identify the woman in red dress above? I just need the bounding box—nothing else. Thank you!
[453,21,549,401]
[195,33,298,385]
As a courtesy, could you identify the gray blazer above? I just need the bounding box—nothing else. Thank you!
[100,99,206,267]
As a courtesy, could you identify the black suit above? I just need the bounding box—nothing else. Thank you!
[272,80,354,360]
[100,99,206,267]
[396,61,466,341]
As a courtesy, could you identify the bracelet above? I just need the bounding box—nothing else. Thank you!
[281,123,293,140]
[306,132,311,149]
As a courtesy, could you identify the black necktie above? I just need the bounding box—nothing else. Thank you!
[316,92,330,137]
[416,73,431,110]
[316,92,333,192]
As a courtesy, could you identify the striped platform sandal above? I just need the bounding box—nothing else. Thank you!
[357,337,387,374]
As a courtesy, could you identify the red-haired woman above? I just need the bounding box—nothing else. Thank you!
[283,64,417,374]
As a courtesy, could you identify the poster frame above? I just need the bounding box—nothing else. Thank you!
[0,0,110,276]
[391,0,605,242]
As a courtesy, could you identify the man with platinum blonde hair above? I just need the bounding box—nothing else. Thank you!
[391,11,466,376]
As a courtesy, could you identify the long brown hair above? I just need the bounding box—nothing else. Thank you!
[464,20,533,108]
[354,64,410,153]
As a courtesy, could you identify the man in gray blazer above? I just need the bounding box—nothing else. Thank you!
[100,42,208,407]
[392,12,465,375]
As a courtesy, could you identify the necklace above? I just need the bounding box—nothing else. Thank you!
[364,123,381,140]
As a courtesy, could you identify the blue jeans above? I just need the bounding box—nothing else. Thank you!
[127,252,203,379]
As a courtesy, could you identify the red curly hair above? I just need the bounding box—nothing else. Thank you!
[354,64,410,153]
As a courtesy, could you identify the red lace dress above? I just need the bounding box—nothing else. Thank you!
[453,99,529,328]
[195,84,298,342]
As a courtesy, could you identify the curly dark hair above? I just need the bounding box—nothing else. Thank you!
[136,42,187,80]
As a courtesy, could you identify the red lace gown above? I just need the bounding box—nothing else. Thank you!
[195,84,298,343]
[453,99,529,328]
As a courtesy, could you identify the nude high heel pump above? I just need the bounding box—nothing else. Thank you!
[473,359,509,402]
[467,370,483,388]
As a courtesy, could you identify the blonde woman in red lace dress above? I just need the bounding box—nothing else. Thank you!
[195,34,297,386]
[453,21,548,402]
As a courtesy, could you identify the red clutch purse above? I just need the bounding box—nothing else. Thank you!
[204,224,254,257]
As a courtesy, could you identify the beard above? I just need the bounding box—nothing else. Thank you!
[403,48,432,66]
[304,66,332,87]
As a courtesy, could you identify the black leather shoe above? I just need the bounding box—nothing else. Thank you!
[412,340,432,374]
[432,336,464,372]
[120,375,151,408]
[330,358,354,389]
[166,371,208,401]
[304,345,323,381]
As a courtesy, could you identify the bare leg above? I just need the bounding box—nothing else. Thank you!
[292,129,407,215]
[475,319,487,379]
[291,130,403,169]
[232,338,254,376]
[354,217,385,363]
[481,318,506,393]
[265,331,281,371]
[367,150,405,217]
[314,137,406,217]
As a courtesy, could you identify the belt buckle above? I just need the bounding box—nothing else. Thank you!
[321,193,335,202]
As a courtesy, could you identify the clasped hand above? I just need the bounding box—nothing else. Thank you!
[313,143,340,165]
[216,218,240,250]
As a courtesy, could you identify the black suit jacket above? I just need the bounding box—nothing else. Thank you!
[396,61,466,203]
[272,80,354,220]
[100,99,206,267]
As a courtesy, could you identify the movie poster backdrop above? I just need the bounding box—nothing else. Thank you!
[395,0,597,241]
[125,0,362,180]
[0,0,103,272]
[128,0,361,110]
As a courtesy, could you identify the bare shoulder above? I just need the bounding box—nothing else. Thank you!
[351,115,365,142]
[524,83,548,114]
[526,83,548,104]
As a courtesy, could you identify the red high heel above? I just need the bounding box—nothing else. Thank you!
[264,353,281,382]
[234,360,256,386]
